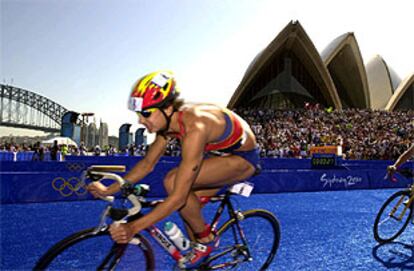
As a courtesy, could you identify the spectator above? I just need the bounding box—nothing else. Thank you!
[32,142,44,161]
[94,145,101,156]
[106,144,116,156]
[60,144,68,160]
[128,144,135,156]
[50,140,59,161]
[79,142,87,156]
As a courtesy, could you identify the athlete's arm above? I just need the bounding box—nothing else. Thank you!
[388,143,414,174]
[123,121,207,239]
[124,134,168,183]
[87,135,168,197]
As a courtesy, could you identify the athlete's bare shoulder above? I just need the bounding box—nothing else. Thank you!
[178,103,228,141]
[180,103,223,119]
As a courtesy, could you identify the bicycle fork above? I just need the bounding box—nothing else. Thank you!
[389,195,412,222]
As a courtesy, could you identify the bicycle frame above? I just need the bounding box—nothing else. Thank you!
[141,190,251,266]
[203,190,254,267]
[35,166,279,271]
[389,183,414,221]
[83,166,255,268]
[373,170,414,244]
[94,189,252,269]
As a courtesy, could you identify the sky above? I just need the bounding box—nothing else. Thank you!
[1,0,413,137]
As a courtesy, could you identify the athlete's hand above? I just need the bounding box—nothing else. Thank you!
[109,223,134,244]
[87,182,109,198]
[386,165,398,181]
[387,165,397,175]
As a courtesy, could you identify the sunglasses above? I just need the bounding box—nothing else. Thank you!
[137,108,157,118]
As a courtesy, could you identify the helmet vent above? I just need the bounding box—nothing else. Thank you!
[153,92,161,100]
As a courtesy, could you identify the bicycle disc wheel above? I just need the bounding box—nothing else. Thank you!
[373,190,413,243]
[34,227,155,270]
[205,209,280,270]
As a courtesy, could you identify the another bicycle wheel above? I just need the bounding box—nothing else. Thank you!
[205,209,280,270]
[34,227,155,270]
[373,190,413,243]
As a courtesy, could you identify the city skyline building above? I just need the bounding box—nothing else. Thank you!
[86,122,97,148]
[99,120,109,148]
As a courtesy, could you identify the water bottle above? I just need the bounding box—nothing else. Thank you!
[164,222,190,251]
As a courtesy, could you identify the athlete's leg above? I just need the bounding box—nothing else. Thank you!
[163,155,255,242]
[164,169,203,240]
[179,188,221,241]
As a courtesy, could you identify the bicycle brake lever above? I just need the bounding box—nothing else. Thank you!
[87,171,105,182]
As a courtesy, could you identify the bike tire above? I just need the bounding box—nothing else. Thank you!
[205,209,280,270]
[34,227,155,270]
[373,190,413,243]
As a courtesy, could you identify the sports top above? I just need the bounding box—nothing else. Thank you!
[172,109,245,152]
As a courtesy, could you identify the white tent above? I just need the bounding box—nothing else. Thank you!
[42,137,78,147]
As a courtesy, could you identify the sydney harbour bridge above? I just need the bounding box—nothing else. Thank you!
[0,84,68,133]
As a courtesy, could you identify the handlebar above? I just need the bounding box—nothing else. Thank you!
[88,165,126,172]
[81,165,149,222]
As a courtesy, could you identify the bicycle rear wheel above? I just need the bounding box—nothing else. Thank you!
[34,227,155,270]
[205,209,280,270]
[373,190,413,243]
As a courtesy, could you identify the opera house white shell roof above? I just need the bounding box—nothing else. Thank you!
[228,21,412,111]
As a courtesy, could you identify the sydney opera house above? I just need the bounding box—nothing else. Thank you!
[228,21,413,111]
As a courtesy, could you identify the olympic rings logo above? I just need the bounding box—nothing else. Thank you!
[52,177,88,197]
[66,162,86,172]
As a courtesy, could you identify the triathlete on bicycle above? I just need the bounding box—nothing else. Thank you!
[387,143,414,177]
[387,142,414,219]
[87,71,261,269]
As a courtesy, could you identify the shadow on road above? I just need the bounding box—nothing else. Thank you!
[372,241,414,270]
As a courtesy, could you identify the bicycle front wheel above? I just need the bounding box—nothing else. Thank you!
[34,227,155,270]
[373,190,413,243]
[206,209,280,270]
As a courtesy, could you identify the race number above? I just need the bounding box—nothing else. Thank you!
[230,182,254,197]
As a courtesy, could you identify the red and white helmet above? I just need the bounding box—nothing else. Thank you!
[128,71,180,112]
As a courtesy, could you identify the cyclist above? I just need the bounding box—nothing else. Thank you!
[387,143,414,177]
[87,71,261,268]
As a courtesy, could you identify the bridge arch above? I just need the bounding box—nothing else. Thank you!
[0,84,68,133]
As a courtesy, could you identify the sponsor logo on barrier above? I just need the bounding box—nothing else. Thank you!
[52,177,87,197]
[320,173,362,188]
[66,162,86,172]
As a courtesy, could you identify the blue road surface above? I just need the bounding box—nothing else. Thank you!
[1,189,413,270]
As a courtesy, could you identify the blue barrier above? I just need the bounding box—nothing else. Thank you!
[1,158,412,204]
[0,151,61,161]
[16,151,34,161]
[255,169,369,193]
[0,151,14,161]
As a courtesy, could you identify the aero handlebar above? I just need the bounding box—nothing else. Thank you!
[81,165,145,221]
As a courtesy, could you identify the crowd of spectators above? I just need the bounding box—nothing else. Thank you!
[234,107,413,160]
[0,140,76,161]
[137,107,413,161]
[126,139,181,157]
[0,141,117,161]
[1,108,412,161]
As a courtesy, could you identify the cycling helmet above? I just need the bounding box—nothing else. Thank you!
[128,71,179,112]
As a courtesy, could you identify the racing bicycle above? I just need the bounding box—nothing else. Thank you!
[34,165,281,270]
[373,168,414,243]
